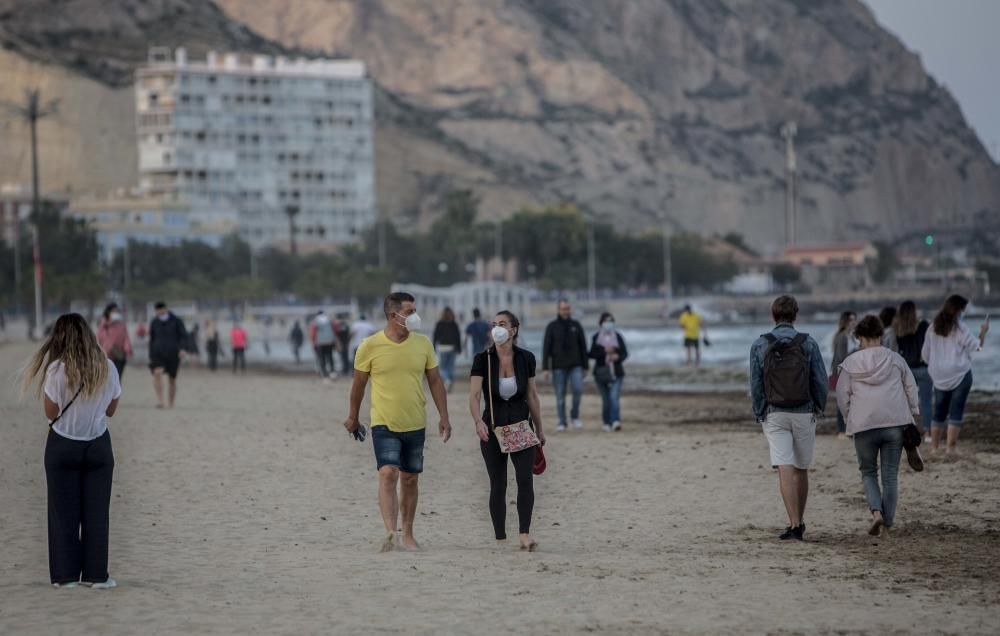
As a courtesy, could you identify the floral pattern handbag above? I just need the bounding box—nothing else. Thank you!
[487,352,540,454]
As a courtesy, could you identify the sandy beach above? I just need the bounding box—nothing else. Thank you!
[1,338,998,635]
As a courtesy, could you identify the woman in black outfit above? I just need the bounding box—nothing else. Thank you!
[469,310,546,551]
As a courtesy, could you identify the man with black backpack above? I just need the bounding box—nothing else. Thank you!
[750,295,829,541]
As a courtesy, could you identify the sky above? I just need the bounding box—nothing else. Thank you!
[864,0,1000,162]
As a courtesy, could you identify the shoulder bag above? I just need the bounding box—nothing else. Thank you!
[487,351,540,454]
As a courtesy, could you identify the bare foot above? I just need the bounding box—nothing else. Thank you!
[518,534,538,552]
[836,433,847,440]
[379,533,396,553]
[868,511,884,537]
[400,535,421,551]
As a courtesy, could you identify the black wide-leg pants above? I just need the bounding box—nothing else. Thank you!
[44,429,114,584]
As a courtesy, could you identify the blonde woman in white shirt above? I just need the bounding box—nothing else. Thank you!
[921,295,989,452]
[23,313,122,589]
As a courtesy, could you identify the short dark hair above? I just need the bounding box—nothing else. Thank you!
[771,295,799,323]
[154,301,167,310]
[854,315,885,341]
[878,306,897,331]
[599,312,614,325]
[384,292,415,318]
[473,307,481,319]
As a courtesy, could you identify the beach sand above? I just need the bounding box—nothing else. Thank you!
[1,339,998,634]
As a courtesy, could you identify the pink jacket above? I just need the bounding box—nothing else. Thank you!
[230,327,248,349]
[97,318,133,359]
[836,346,919,435]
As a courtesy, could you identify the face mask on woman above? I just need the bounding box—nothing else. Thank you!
[110,312,123,322]
[601,321,616,332]
[491,325,511,345]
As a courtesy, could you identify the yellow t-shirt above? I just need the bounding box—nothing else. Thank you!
[679,311,701,340]
[353,330,438,432]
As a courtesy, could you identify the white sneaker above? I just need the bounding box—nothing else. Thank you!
[602,424,612,432]
[82,577,117,590]
[556,424,567,432]
[611,421,622,431]
[571,419,584,430]
[52,581,79,589]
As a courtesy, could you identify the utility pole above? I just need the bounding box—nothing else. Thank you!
[12,213,21,316]
[781,121,798,246]
[662,225,673,302]
[377,211,387,270]
[586,223,597,301]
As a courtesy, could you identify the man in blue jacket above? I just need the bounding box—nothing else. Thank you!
[750,295,828,541]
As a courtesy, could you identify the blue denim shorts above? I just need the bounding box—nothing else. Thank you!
[371,426,425,473]
[933,370,973,427]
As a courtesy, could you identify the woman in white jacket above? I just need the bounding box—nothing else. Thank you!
[837,315,920,537]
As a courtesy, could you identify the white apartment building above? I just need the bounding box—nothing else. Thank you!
[135,47,375,250]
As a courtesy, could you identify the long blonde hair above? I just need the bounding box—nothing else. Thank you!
[22,313,109,400]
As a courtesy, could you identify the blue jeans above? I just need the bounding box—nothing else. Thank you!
[853,425,904,527]
[371,426,426,474]
[438,351,457,385]
[597,377,623,425]
[910,366,933,432]
[933,370,973,428]
[552,366,584,427]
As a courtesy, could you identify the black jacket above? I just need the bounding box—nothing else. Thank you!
[471,346,536,427]
[589,331,629,377]
[433,321,463,354]
[542,317,588,370]
[149,313,188,358]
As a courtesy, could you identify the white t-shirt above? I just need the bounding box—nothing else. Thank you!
[921,322,980,391]
[350,320,378,350]
[44,359,122,441]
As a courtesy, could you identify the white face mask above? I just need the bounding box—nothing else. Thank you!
[110,312,123,322]
[158,313,170,322]
[397,312,422,332]
[491,325,511,346]
[601,321,616,332]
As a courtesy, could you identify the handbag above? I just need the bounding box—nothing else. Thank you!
[487,351,540,454]
[593,363,614,386]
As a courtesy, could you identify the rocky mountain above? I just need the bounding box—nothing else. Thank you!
[1,0,997,252]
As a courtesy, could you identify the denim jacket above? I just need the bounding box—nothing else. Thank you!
[750,323,829,421]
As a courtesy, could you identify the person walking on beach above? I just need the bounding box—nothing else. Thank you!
[433,306,462,392]
[469,310,545,551]
[96,303,132,379]
[148,302,187,409]
[343,292,452,552]
[921,295,989,453]
[679,305,704,367]
[186,322,201,363]
[589,312,628,432]
[879,306,898,351]
[204,320,223,371]
[334,314,351,375]
[310,310,337,380]
[830,311,857,439]
[289,321,304,364]
[893,301,933,442]
[542,299,588,432]
[349,313,377,369]
[837,315,921,536]
[750,295,828,540]
[23,313,121,589]
[230,322,248,374]
[465,307,490,356]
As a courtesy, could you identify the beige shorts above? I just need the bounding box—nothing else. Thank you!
[762,411,816,469]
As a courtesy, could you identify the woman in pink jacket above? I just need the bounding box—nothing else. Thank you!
[836,315,920,537]
[96,303,133,379]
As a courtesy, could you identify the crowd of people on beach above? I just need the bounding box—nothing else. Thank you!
[18,288,990,588]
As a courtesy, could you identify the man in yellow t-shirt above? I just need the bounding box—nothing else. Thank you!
[679,305,704,367]
[343,291,451,553]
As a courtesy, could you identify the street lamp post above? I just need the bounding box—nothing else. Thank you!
[587,223,597,301]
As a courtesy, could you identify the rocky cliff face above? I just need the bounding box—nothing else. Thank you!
[2,0,997,251]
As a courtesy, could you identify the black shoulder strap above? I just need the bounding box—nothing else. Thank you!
[792,333,808,346]
[762,333,777,344]
[50,385,83,427]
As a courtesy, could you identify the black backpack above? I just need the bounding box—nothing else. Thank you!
[762,332,812,408]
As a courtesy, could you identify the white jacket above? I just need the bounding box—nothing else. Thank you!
[921,322,980,391]
[836,346,919,435]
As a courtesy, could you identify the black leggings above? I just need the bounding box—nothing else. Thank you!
[44,429,115,584]
[232,347,246,373]
[480,432,535,540]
